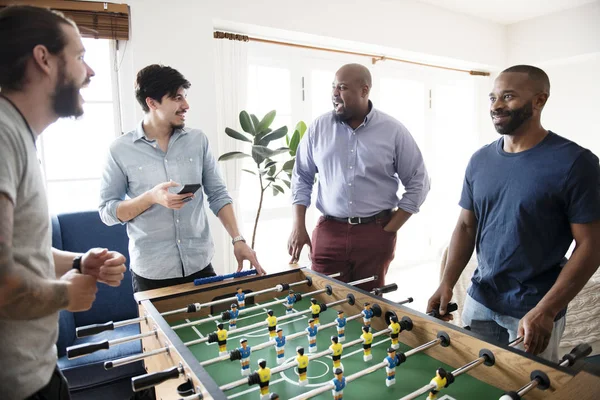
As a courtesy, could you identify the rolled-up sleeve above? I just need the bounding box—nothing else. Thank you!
[394,126,430,214]
[291,125,317,207]
[201,135,232,216]
[99,147,127,226]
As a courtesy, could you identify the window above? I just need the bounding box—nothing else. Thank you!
[39,38,120,214]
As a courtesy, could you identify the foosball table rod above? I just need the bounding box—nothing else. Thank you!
[287,331,452,400]
[398,348,496,400]
[218,320,413,392]
[75,272,340,338]
[499,343,592,400]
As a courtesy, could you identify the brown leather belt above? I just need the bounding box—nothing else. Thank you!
[324,209,392,225]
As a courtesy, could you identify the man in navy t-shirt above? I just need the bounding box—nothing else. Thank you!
[427,65,600,362]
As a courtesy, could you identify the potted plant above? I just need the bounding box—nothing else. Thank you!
[219,110,306,249]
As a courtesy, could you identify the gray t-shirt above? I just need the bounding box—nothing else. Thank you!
[0,96,57,399]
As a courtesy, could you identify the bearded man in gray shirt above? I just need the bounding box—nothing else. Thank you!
[0,6,126,399]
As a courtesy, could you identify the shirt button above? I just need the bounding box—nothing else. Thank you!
[189,158,193,162]
[349,201,353,204]
[178,239,181,244]
[348,183,352,186]
[165,160,168,163]
[153,144,157,148]
[351,149,354,152]
[176,219,180,223]
[349,166,353,169]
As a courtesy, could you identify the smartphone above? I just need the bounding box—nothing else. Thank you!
[177,183,202,202]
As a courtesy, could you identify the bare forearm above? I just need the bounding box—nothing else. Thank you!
[441,221,477,288]
[0,243,69,320]
[217,204,241,239]
[537,241,600,318]
[292,205,308,228]
[52,248,81,278]
[116,191,155,222]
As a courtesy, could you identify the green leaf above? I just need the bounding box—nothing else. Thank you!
[272,187,279,196]
[258,126,288,146]
[225,127,252,143]
[286,135,290,146]
[264,161,277,169]
[242,169,256,175]
[264,177,276,182]
[268,165,276,176]
[281,179,291,188]
[251,114,260,132]
[282,159,295,172]
[218,151,252,161]
[257,110,276,134]
[254,128,272,145]
[289,130,301,156]
[273,184,285,194]
[252,145,289,161]
[239,111,256,135]
[295,121,307,138]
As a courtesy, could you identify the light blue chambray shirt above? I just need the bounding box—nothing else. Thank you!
[292,104,430,218]
[99,121,232,280]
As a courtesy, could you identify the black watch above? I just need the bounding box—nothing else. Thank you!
[72,255,83,272]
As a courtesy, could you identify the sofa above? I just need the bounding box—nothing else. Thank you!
[52,211,146,400]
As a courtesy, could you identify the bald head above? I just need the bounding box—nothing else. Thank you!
[500,65,550,95]
[336,63,372,89]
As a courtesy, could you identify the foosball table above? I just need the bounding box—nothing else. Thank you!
[68,268,600,399]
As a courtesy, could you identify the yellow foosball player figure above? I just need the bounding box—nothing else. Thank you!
[331,368,346,400]
[266,309,277,340]
[361,325,373,362]
[310,298,321,326]
[248,358,271,400]
[296,346,309,386]
[428,368,448,400]
[388,315,401,350]
[216,323,228,356]
[329,335,344,372]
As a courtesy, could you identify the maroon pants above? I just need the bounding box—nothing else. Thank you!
[310,215,397,292]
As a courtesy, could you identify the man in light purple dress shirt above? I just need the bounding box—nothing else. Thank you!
[288,63,430,291]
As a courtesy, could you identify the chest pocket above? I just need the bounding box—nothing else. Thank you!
[176,153,203,184]
[127,162,161,190]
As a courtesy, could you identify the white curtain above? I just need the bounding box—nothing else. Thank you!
[214,39,248,273]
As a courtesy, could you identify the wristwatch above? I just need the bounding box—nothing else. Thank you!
[232,235,246,245]
[72,255,83,272]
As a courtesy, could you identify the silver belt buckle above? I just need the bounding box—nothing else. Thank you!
[348,217,361,225]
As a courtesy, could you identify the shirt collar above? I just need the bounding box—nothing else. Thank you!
[336,100,376,128]
[133,119,189,142]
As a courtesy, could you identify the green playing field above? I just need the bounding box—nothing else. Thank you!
[171,296,504,400]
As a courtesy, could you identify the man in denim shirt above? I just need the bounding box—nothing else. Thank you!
[99,65,264,292]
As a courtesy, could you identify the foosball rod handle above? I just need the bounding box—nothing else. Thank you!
[371,283,398,296]
[427,302,458,318]
[67,340,109,359]
[76,321,115,337]
[560,343,592,367]
[132,365,183,392]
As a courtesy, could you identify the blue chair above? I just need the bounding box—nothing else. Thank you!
[52,211,146,399]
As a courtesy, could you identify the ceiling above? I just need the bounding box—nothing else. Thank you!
[417,0,597,24]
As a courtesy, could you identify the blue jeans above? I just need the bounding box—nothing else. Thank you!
[462,295,566,362]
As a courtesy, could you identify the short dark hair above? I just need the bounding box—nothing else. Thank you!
[135,64,191,112]
[501,65,550,94]
[0,5,76,91]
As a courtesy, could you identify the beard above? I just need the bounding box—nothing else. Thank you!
[492,102,533,135]
[52,60,87,118]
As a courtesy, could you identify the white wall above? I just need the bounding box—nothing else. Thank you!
[507,1,600,157]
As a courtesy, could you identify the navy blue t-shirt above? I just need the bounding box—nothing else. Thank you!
[460,131,600,319]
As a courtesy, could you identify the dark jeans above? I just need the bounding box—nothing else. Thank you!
[131,264,216,293]
[27,365,70,400]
